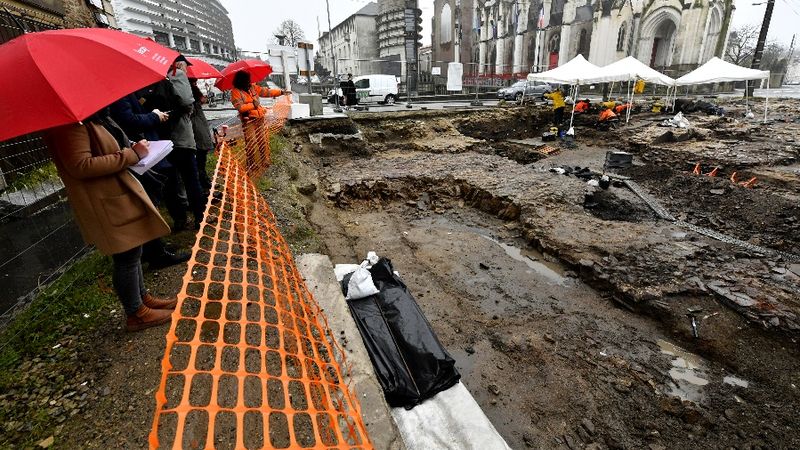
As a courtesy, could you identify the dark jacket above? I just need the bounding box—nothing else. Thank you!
[109,93,160,142]
[190,84,214,152]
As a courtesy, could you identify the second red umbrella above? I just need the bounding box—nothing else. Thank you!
[215,59,273,91]
[185,57,222,79]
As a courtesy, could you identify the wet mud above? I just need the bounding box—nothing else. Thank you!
[278,103,800,449]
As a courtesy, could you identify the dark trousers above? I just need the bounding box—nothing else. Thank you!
[168,147,206,224]
[112,246,145,315]
[195,149,211,191]
[554,106,565,126]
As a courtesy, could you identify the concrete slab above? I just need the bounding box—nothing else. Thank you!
[296,253,406,450]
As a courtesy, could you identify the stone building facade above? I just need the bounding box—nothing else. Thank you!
[431,0,734,79]
[318,2,380,76]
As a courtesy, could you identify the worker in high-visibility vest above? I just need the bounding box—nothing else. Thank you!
[634,79,645,94]
[544,88,566,125]
[231,70,289,169]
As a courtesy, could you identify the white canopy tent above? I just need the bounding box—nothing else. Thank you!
[676,57,771,122]
[527,55,602,130]
[594,56,676,123]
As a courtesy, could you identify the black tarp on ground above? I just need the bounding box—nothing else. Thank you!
[343,258,460,408]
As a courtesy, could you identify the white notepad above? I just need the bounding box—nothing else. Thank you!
[129,140,173,175]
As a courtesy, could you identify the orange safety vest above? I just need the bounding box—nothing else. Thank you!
[231,84,283,120]
[614,103,630,114]
[575,101,589,113]
[599,109,617,122]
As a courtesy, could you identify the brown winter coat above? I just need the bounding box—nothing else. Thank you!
[44,122,170,255]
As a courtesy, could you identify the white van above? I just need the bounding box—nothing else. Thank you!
[353,74,399,104]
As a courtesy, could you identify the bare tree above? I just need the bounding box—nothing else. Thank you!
[272,20,306,47]
[725,24,759,66]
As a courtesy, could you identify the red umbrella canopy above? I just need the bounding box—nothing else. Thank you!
[185,57,222,79]
[0,28,179,142]
[215,59,273,91]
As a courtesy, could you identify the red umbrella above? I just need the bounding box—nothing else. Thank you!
[0,28,179,143]
[185,57,222,79]
[215,59,273,91]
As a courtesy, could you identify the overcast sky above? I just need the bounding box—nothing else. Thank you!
[219,0,797,55]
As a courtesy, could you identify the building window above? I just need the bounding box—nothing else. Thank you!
[441,3,452,43]
[153,31,169,46]
[213,45,219,54]
[203,42,211,53]
[190,39,200,51]
[617,23,627,52]
[548,33,560,53]
[174,35,187,50]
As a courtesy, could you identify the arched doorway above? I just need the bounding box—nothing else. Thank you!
[650,20,676,68]
[638,8,681,69]
[548,33,560,69]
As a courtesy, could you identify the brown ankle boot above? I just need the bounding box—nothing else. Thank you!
[126,305,172,332]
[142,292,177,310]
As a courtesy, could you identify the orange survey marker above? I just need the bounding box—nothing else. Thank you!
[692,163,701,175]
[706,167,718,177]
[149,97,372,449]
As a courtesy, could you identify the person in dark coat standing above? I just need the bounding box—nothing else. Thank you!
[189,78,214,191]
[342,73,357,109]
[110,93,190,269]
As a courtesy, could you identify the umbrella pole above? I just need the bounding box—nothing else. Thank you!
[569,83,578,131]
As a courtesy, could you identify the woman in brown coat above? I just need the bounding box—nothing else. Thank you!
[44,108,177,331]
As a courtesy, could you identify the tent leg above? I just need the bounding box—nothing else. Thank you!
[569,84,578,131]
[764,78,769,123]
[627,81,635,124]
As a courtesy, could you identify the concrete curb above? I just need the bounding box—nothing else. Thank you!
[295,254,406,450]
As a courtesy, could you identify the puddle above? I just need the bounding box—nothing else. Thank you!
[481,235,568,286]
[723,376,750,388]
[657,340,751,402]
[658,339,709,402]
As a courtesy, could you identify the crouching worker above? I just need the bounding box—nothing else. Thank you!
[44,108,176,332]
[597,106,619,131]
[574,99,591,114]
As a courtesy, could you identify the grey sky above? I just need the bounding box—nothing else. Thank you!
[219,0,797,56]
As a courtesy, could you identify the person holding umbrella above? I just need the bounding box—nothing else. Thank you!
[185,58,222,192]
[0,28,186,331]
[44,110,177,331]
[230,70,288,168]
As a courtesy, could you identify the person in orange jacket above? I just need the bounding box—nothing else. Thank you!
[574,99,590,114]
[598,106,618,130]
[231,70,289,169]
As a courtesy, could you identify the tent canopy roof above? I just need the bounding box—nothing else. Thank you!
[675,57,769,85]
[594,56,675,85]
[527,54,601,85]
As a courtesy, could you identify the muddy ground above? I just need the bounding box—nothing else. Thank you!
[278,102,800,449]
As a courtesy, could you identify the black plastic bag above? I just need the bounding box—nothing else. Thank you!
[343,258,460,408]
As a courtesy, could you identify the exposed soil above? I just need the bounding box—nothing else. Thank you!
[5,102,799,449]
[278,103,800,449]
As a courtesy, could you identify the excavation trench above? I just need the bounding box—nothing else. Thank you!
[275,106,800,449]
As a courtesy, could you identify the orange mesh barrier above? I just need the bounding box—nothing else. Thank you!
[149,96,373,449]
[221,95,293,179]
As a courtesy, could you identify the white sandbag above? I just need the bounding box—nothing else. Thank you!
[345,263,379,300]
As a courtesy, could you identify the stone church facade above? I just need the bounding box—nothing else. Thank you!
[431,0,734,80]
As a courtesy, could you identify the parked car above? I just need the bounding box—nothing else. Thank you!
[328,74,400,105]
[497,80,552,101]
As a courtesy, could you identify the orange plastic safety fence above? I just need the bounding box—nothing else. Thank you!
[149,100,372,449]
[221,95,293,180]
